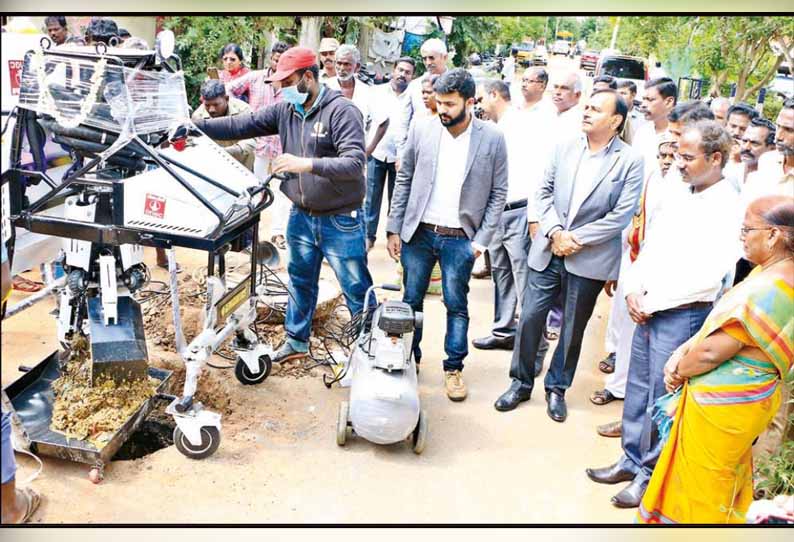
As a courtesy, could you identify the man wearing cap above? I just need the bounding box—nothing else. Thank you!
[193,47,372,365]
[318,38,340,84]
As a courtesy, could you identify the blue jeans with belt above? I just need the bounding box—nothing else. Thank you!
[617,303,712,484]
[365,156,396,243]
[285,207,374,347]
[400,227,476,372]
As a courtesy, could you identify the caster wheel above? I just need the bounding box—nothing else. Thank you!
[88,465,104,484]
[336,401,349,446]
[412,409,428,455]
[174,426,221,459]
[234,355,272,385]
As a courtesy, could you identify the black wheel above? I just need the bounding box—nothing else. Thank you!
[412,409,428,455]
[234,354,272,385]
[173,426,221,460]
[337,401,349,446]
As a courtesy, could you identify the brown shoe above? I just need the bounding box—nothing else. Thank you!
[597,420,622,438]
[444,370,467,402]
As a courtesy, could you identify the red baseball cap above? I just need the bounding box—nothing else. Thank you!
[265,47,317,82]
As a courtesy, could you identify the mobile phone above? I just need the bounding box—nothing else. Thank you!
[206,67,220,80]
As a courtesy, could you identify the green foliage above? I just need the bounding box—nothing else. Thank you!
[490,16,546,50]
[447,17,499,67]
[164,16,293,105]
[755,374,794,498]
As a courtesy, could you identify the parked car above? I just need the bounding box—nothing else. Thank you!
[595,53,648,94]
[532,45,549,66]
[579,50,599,73]
[515,43,535,67]
[770,74,794,99]
[551,40,571,56]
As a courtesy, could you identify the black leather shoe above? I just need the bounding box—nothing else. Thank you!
[586,462,636,485]
[473,335,515,351]
[494,381,532,412]
[611,478,648,509]
[546,391,567,422]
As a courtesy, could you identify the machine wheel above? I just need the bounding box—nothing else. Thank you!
[174,426,221,460]
[336,401,349,446]
[234,354,272,385]
[412,409,428,455]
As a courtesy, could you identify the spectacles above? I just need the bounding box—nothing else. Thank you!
[740,226,772,235]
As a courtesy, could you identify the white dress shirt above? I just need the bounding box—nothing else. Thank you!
[501,56,516,82]
[567,137,613,227]
[527,105,582,222]
[366,83,405,163]
[421,120,473,229]
[631,122,667,179]
[326,77,372,130]
[623,178,742,314]
[496,106,551,204]
[741,150,794,211]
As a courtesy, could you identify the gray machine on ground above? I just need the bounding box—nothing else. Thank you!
[1,31,279,473]
[336,284,428,453]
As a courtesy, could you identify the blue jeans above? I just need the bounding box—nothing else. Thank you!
[364,156,396,243]
[401,227,476,372]
[617,304,712,483]
[2,411,15,484]
[285,207,373,346]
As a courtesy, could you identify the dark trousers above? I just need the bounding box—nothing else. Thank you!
[617,303,711,484]
[364,156,396,242]
[509,256,604,394]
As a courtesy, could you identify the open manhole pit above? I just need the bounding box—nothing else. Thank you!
[112,399,176,461]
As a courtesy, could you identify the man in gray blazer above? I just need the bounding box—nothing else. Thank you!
[387,68,508,402]
[494,89,644,421]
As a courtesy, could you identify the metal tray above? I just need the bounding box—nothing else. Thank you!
[3,351,172,466]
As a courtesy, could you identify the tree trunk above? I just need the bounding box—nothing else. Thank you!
[299,16,322,50]
[357,21,373,68]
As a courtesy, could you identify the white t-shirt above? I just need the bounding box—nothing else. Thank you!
[366,83,406,163]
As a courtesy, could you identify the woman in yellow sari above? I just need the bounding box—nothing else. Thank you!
[638,195,794,524]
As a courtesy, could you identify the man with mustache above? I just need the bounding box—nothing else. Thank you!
[739,117,776,185]
[723,102,759,189]
[363,57,416,251]
[387,69,508,402]
[318,38,340,84]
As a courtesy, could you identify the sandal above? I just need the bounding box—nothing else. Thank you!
[12,276,44,293]
[544,328,560,341]
[598,352,616,374]
[590,388,619,406]
[271,235,287,250]
[17,486,42,523]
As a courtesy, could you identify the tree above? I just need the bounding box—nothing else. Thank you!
[165,16,294,103]
[447,16,499,67]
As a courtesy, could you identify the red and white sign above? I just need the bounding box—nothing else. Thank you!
[8,60,23,96]
[143,194,166,219]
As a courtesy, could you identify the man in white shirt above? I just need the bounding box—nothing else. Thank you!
[632,77,677,178]
[517,66,552,113]
[363,57,416,250]
[394,38,449,164]
[723,102,759,191]
[616,80,647,145]
[501,48,517,83]
[326,44,371,130]
[745,99,794,203]
[386,69,508,402]
[470,79,550,371]
[594,101,715,414]
[587,120,742,509]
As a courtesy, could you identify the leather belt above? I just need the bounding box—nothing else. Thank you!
[676,301,712,310]
[420,222,468,238]
[504,199,528,211]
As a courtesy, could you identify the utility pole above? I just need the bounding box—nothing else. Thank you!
[609,16,621,50]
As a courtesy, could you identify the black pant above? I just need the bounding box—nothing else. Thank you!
[509,256,604,395]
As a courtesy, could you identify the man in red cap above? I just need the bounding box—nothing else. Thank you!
[194,46,372,364]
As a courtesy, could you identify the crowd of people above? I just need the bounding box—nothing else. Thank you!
[1,16,793,524]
